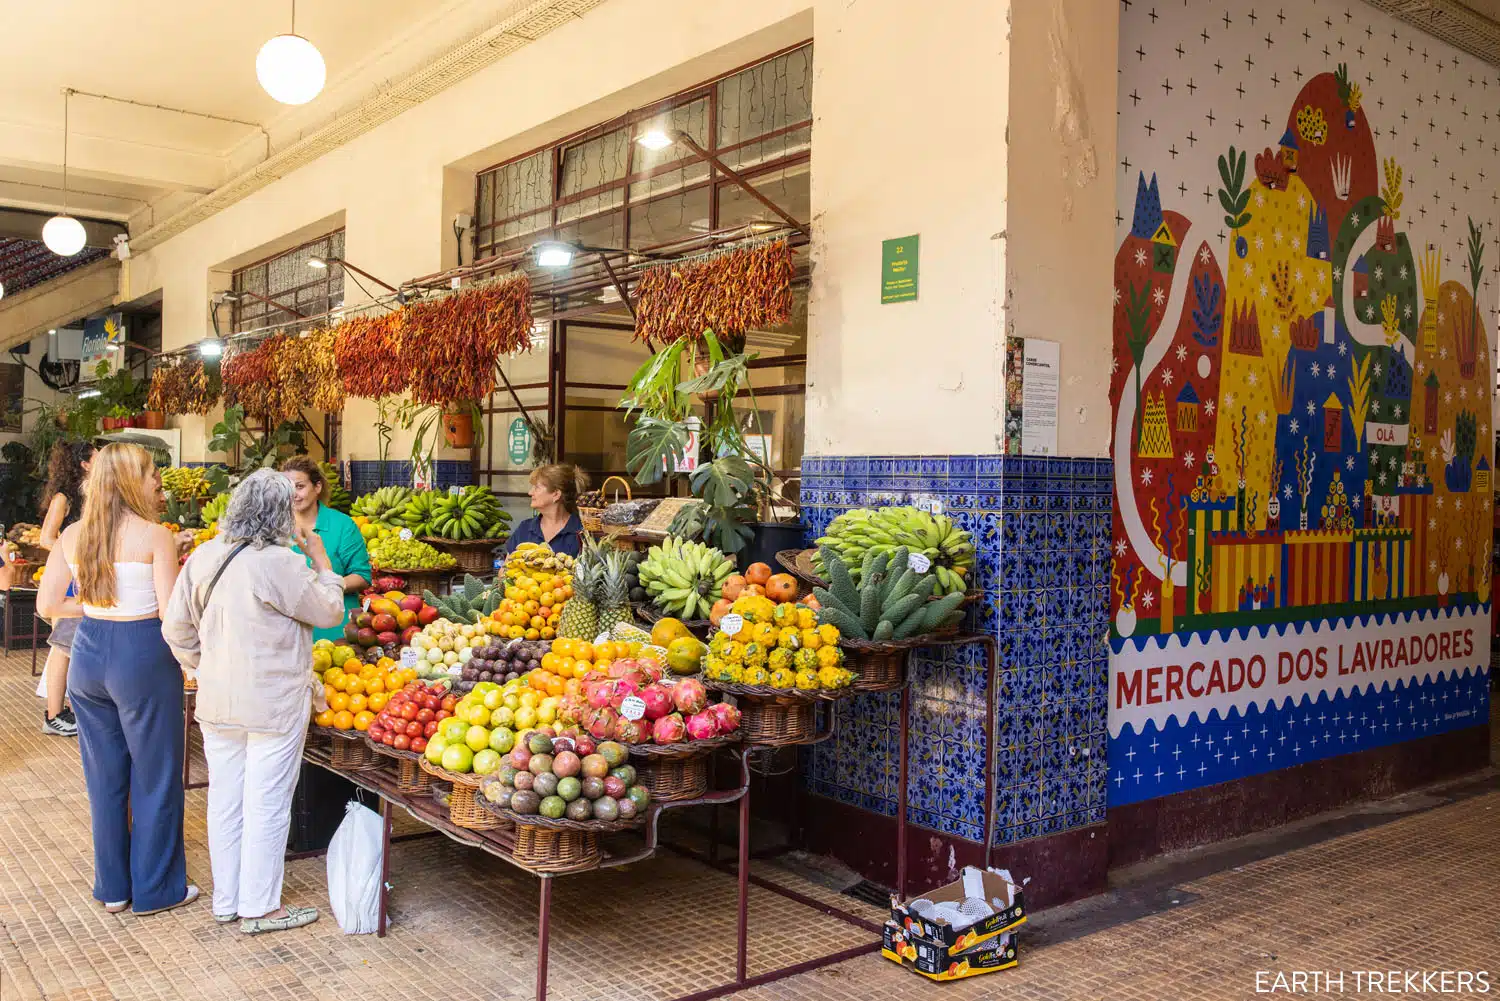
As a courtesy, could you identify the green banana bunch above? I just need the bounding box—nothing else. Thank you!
[637,534,735,620]
[351,486,414,525]
[402,490,439,536]
[430,485,512,540]
[812,546,965,641]
[815,506,974,596]
[318,462,352,513]
[422,575,500,624]
[201,492,230,526]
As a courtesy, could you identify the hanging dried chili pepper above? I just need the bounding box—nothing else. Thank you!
[633,239,793,344]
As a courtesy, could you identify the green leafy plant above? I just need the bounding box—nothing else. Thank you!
[91,360,148,414]
[207,404,305,482]
[1217,146,1252,232]
[620,329,792,554]
[395,399,485,485]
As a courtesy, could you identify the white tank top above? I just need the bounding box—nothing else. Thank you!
[68,562,159,619]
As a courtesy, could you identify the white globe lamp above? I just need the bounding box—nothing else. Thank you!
[42,214,87,257]
[257,33,325,105]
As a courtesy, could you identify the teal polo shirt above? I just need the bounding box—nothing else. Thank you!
[292,503,373,644]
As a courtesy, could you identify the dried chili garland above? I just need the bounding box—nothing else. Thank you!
[335,312,408,399]
[633,239,793,344]
[401,273,531,405]
[146,357,219,415]
[221,341,273,416]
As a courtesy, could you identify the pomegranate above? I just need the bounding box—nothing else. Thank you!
[672,678,708,715]
[652,713,686,744]
[708,702,742,735]
[685,710,718,741]
[640,684,674,721]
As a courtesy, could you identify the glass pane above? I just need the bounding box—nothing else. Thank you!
[631,97,711,201]
[557,199,625,249]
[493,152,553,222]
[489,210,553,254]
[559,127,629,196]
[717,46,814,167]
[562,405,635,486]
[562,324,651,387]
[477,172,494,231]
[717,162,810,231]
[629,185,712,250]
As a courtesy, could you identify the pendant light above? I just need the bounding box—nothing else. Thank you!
[257,0,325,106]
[43,89,87,258]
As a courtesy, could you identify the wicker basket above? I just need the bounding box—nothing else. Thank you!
[420,760,502,831]
[512,826,601,872]
[776,549,828,592]
[738,699,817,745]
[579,476,631,534]
[421,538,505,575]
[366,738,433,794]
[372,566,452,596]
[327,729,380,770]
[843,645,911,692]
[634,755,709,801]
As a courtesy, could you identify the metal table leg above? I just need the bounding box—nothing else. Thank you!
[378,798,393,937]
[736,788,749,984]
[897,684,910,900]
[536,875,553,1001]
[30,605,41,676]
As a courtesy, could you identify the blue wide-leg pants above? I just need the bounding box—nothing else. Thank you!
[68,617,188,912]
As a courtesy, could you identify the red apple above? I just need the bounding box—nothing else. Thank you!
[392,734,411,751]
[417,605,439,625]
[382,732,396,746]
[440,695,457,712]
[410,736,427,753]
[423,720,439,737]
[416,708,435,724]
[435,710,451,722]
[404,720,423,738]
[399,703,419,721]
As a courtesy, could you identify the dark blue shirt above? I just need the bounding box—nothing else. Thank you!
[504,512,584,558]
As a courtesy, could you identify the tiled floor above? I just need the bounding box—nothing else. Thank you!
[0,649,1494,1001]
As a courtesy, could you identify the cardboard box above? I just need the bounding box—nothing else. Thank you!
[889,867,1026,951]
[882,921,1019,981]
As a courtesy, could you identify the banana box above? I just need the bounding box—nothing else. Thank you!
[882,921,1019,981]
[889,866,1026,950]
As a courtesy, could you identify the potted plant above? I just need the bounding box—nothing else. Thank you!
[621,329,797,559]
[397,399,485,486]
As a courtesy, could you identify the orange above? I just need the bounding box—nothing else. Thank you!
[353,711,374,731]
[314,709,335,727]
[332,710,355,731]
[324,683,339,703]
[574,642,594,663]
[328,691,351,713]
[348,693,368,714]
[541,652,560,672]
[365,676,385,695]
[325,668,346,688]
[368,692,389,712]
[342,657,363,672]
[558,656,576,677]
[344,676,365,696]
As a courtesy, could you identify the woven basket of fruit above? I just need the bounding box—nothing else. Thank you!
[326,727,381,770]
[365,739,432,794]
[420,760,504,831]
[373,566,450,596]
[633,756,709,802]
[578,476,631,535]
[626,731,741,761]
[514,826,601,873]
[775,549,827,591]
[421,537,504,575]
[701,682,846,747]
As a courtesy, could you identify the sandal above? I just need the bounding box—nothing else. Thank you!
[102,901,129,914]
[135,884,200,916]
[241,905,319,935]
[214,913,238,924]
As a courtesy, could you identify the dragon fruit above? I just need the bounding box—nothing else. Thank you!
[685,710,718,741]
[640,684,674,721]
[585,679,615,710]
[639,660,666,683]
[652,713,686,744]
[672,677,708,715]
[708,702,742,735]
[587,707,619,741]
[607,660,639,678]
[613,716,649,744]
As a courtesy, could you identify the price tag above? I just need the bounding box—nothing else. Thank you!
[493,558,504,569]
[448,485,461,496]
[400,648,419,669]
[618,695,646,721]
[450,276,462,290]
[399,528,413,541]
[908,553,932,574]
[720,613,744,636]
[362,596,372,613]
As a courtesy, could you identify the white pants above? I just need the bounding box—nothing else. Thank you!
[200,718,308,918]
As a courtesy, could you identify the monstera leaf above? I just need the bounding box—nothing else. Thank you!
[625,415,692,485]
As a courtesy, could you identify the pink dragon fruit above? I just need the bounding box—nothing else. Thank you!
[639,660,666,683]
[685,710,719,741]
[652,713,686,744]
[708,701,742,735]
[610,675,642,706]
[587,707,618,741]
[585,679,615,710]
[672,677,708,715]
[640,684,674,721]
[607,660,638,678]
[613,716,649,744]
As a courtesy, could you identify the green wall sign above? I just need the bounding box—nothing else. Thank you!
[508,417,532,464]
[881,235,920,303]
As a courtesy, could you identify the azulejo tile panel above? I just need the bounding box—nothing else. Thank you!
[801,454,1111,846]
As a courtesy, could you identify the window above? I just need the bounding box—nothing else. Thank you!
[231,230,345,334]
[474,43,812,259]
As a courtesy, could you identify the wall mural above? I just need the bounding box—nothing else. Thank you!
[1111,0,1494,806]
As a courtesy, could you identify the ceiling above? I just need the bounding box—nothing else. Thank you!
[0,1,548,229]
[0,239,109,298]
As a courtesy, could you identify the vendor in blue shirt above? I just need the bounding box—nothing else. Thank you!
[504,464,589,559]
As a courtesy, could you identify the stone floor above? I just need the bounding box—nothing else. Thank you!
[0,648,1493,1000]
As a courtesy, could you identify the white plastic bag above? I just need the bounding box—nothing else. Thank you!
[326,800,384,934]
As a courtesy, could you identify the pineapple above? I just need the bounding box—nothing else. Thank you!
[557,537,603,638]
[596,548,633,636]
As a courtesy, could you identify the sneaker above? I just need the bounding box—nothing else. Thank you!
[43,710,77,737]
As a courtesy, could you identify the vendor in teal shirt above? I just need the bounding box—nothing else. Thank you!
[283,457,372,643]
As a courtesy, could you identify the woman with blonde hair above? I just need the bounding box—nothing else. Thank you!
[503,463,590,558]
[37,443,196,916]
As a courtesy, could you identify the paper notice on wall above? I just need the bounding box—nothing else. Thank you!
[1002,337,1060,456]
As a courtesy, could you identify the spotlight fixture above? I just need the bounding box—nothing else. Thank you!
[199,339,224,359]
[307,255,328,269]
[533,242,574,268]
[77,389,101,400]
[636,128,675,151]
[44,91,87,257]
[0,280,5,301]
[257,0,326,105]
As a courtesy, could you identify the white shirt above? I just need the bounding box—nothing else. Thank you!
[162,538,345,734]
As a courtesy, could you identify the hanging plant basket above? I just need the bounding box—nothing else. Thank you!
[443,410,474,447]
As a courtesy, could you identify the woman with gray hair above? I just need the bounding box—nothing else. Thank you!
[162,468,345,934]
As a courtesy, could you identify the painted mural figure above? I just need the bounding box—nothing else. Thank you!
[1110,64,1494,638]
